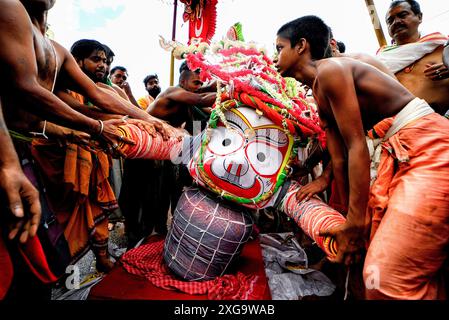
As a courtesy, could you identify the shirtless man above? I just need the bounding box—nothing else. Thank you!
[276,15,449,299]
[295,29,397,206]
[379,0,449,115]
[147,61,215,133]
[0,0,168,150]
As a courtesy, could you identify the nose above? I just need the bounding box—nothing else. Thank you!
[223,157,249,185]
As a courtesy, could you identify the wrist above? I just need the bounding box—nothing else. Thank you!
[86,119,103,136]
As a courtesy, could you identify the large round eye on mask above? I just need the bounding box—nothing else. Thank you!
[245,141,283,176]
[207,126,244,156]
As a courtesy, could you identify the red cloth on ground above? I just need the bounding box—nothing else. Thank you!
[121,239,266,300]
[88,235,271,300]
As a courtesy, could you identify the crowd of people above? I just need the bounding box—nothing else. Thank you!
[0,0,448,300]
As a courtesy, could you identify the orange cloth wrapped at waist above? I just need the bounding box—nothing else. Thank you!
[364,111,449,300]
[31,140,117,260]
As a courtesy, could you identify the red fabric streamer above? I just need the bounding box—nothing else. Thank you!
[121,239,267,300]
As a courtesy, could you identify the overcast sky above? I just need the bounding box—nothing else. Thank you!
[48,0,449,99]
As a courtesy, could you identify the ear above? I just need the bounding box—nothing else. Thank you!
[296,38,307,55]
[417,13,423,23]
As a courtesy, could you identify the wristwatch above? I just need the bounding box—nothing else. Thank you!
[444,39,449,47]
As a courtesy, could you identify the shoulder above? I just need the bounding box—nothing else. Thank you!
[0,0,30,28]
[316,58,352,86]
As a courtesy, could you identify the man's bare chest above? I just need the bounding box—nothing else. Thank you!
[33,29,58,90]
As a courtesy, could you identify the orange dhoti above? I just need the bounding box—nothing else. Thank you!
[363,111,449,300]
[31,140,117,261]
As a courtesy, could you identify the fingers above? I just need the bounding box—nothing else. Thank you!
[24,185,41,238]
[117,134,135,145]
[424,63,442,72]
[424,63,448,80]
[19,219,31,244]
[8,219,24,241]
[318,226,335,238]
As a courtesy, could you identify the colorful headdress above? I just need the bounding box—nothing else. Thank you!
[159,27,325,208]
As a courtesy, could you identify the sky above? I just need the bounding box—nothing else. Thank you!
[48,0,449,99]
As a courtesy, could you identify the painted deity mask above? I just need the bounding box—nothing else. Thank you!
[189,106,295,209]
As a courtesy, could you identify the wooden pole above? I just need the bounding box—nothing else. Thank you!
[364,0,387,47]
[170,0,178,86]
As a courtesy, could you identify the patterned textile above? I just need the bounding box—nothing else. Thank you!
[278,181,345,258]
[121,239,266,300]
[163,188,254,281]
[116,124,182,161]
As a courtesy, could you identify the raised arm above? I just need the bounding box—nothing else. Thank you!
[317,61,370,266]
[167,88,216,107]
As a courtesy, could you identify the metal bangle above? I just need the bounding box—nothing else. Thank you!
[97,119,104,136]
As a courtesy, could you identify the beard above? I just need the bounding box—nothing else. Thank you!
[147,86,161,99]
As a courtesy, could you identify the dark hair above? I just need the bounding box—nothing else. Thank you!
[179,60,190,74]
[102,43,115,65]
[110,66,127,75]
[337,41,346,53]
[70,39,106,61]
[143,74,159,86]
[389,0,422,15]
[277,15,331,60]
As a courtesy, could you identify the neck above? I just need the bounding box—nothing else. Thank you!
[395,32,421,45]
[25,6,48,35]
[294,60,319,88]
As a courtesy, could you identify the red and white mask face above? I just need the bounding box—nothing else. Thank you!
[190,106,294,207]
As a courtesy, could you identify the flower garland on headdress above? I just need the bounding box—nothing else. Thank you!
[185,40,325,145]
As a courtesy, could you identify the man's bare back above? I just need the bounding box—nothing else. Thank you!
[313,57,414,131]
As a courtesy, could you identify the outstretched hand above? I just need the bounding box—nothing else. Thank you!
[296,175,329,202]
[0,165,41,244]
[128,118,182,141]
[100,118,135,157]
[319,221,366,266]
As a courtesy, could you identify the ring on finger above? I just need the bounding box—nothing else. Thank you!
[112,143,119,149]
